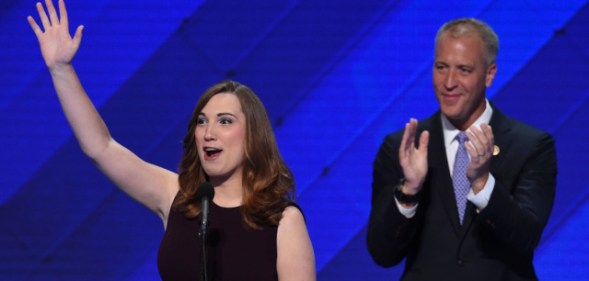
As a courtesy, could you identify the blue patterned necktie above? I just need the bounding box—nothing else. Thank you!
[453,132,470,225]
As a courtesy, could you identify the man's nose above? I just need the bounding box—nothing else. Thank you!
[444,70,458,90]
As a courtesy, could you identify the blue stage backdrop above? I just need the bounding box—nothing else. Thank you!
[1,0,588,280]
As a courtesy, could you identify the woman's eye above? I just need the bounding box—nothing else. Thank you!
[219,118,233,125]
[196,117,207,125]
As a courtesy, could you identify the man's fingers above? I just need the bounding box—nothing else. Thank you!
[464,140,482,165]
[418,131,429,153]
[481,124,494,147]
[399,122,411,157]
[467,127,490,156]
[466,130,480,154]
[401,119,418,150]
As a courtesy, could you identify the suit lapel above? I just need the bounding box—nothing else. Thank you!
[488,108,513,174]
[461,106,513,234]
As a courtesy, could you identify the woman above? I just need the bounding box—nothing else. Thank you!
[27,1,315,280]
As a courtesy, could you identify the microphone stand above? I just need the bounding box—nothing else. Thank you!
[200,199,209,281]
[196,182,214,281]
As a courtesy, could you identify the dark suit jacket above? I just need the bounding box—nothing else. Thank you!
[367,106,557,281]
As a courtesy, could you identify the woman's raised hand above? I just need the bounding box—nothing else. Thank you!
[27,0,83,68]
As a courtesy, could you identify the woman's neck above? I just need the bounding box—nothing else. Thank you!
[210,176,243,208]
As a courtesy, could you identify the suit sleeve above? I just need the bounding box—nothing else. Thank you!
[366,134,420,267]
[477,131,557,254]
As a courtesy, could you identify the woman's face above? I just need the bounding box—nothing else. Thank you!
[195,93,246,183]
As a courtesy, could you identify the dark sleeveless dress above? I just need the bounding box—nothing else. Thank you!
[158,200,280,281]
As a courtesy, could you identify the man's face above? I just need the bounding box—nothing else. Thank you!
[433,33,496,130]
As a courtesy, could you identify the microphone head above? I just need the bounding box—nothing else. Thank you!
[196,182,215,201]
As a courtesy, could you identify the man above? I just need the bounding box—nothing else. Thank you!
[366,18,557,280]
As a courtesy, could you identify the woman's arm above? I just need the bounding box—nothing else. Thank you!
[276,206,316,281]
[27,0,178,226]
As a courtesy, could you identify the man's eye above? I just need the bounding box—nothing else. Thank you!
[459,67,473,74]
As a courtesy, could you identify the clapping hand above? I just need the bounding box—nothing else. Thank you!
[398,118,430,195]
[464,124,493,193]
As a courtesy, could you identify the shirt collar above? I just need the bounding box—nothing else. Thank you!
[442,99,493,146]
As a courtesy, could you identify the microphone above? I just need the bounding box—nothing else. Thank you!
[196,182,215,231]
[196,182,214,281]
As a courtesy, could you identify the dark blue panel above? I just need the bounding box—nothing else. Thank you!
[1,0,589,280]
[0,142,118,279]
[318,227,403,280]
[492,2,589,238]
[535,195,589,279]
[234,0,395,122]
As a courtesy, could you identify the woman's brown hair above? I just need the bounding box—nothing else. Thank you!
[175,80,295,229]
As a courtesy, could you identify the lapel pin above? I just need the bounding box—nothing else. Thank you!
[493,145,500,156]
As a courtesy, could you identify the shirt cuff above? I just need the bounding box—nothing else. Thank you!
[394,197,418,218]
[467,174,495,211]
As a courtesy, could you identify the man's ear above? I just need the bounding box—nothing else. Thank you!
[485,63,497,87]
